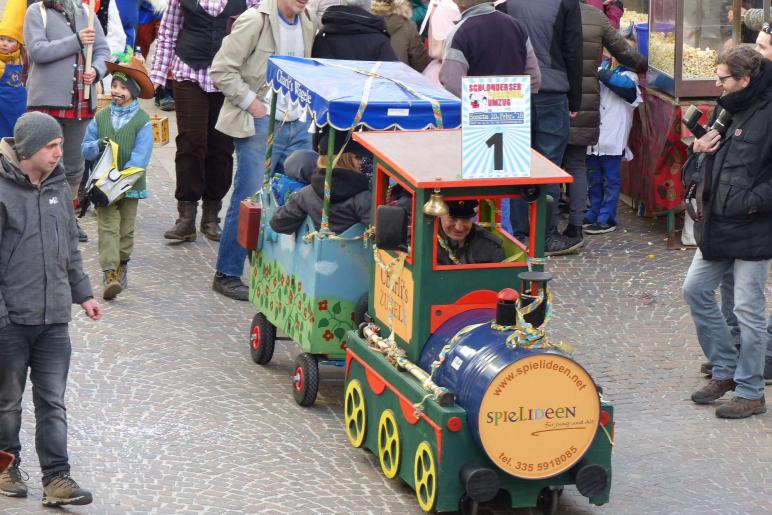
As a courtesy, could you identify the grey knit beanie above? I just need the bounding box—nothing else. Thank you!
[14,112,63,160]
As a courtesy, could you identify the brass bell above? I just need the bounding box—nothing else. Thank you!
[423,188,448,217]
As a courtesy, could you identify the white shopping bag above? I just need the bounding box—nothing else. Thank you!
[84,140,144,207]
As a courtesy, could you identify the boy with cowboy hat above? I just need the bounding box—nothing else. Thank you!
[81,55,154,300]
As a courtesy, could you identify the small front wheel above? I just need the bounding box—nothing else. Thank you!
[292,353,319,406]
[536,487,560,515]
[249,313,276,365]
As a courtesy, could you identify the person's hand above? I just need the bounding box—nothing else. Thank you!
[81,299,102,321]
[79,28,96,45]
[97,137,109,152]
[247,98,267,118]
[569,111,578,118]
[83,68,97,85]
[692,129,721,154]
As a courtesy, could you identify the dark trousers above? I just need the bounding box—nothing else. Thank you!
[563,143,589,227]
[509,92,570,240]
[172,80,235,202]
[0,323,71,478]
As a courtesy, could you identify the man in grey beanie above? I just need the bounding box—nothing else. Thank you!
[0,112,102,506]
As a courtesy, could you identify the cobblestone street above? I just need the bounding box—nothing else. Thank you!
[1,103,770,515]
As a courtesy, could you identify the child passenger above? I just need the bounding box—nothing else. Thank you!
[584,28,642,234]
[0,0,27,137]
[270,132,371,235]
[81,56,154,300]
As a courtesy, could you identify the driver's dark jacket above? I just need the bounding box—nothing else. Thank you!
[437,224,505,265]
[682,61,772,261]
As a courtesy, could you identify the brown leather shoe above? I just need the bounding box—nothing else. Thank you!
[691,378,735,404]
[715,396,767,419]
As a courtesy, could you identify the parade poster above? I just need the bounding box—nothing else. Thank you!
[461,76,531,178]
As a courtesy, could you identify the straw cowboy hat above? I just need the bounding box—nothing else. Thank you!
[105,56,155,99]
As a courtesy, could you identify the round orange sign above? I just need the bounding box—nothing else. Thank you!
[478,354,600,479]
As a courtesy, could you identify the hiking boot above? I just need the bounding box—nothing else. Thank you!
[164,201,197,242]
[691,378,735,404]
[102,269,122,301]
[582,217,595,228]
[0,466,28,497]
[116,262,128,290]
[76,220,88,242]
[200,200,223,241]
[585,222,616,235]
[545,232,584,256]
[41,472,92,506]
[212,273,249,301]
[715,396,767,419]
[700,362,713,377]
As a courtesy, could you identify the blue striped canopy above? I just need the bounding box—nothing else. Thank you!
[265,56,461,130]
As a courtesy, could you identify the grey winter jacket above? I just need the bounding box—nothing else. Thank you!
[0,138,94,327]
[269,167,371,234]
[23,2,110,111]
[501,0,583,111]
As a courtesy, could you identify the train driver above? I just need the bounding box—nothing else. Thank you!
[436,200,505,265]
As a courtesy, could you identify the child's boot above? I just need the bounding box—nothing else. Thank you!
[102,270,122,300]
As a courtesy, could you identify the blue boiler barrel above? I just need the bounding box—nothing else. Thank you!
[419,309,602,480]
[418,310,566,447]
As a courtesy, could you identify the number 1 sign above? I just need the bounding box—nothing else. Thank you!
[461,76,531,178]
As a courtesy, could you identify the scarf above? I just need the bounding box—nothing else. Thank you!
[0,47,22,77]
[110,99,140,131]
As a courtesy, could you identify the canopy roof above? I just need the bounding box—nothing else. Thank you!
[266,56,461,131]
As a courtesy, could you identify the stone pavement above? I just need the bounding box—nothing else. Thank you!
[1,101,770,515]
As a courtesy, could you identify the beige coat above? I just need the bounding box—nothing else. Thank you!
[211,0,315,139]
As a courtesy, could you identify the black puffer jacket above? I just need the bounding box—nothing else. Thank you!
[269,167,371,234]
[686,61,772,261]
[311,6,399,62]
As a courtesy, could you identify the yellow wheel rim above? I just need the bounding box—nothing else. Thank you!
[377,410,401,478]
[344,380,366,447]
[414,442,437,512]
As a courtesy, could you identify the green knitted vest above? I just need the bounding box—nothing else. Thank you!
[95,107,151,195]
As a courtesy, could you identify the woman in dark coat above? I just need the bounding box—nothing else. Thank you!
[371,0,430,72]
[311,0,398,61]
[269,133,372,235]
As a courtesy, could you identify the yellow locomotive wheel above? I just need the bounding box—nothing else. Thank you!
[344,380,366,447]
[377,410,400,478]
[413,442,437,512]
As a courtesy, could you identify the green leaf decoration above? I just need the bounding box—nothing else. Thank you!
[318,318,330,328]
[334,327,346,340]
[332,302,341,315]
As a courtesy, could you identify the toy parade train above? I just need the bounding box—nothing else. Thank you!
[338,131,615,514]
[243,58,614,513]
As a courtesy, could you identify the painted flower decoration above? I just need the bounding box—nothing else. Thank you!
[323,330,334,341]
[318,300,328,311]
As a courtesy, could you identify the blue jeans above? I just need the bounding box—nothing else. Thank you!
[682,250,771,399]
[0,323,72,477]
[216,117,311,278]
[509,93,569,240]
[585,154,622,225]
[718,270,772,359]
